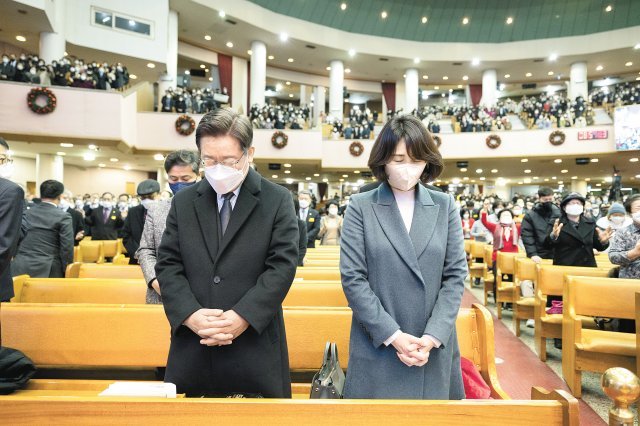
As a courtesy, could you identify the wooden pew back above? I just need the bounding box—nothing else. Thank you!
[65,263,145,279]
[282,283,347,307]
[12,278,147,304]
[295,267,341,281]
[566,276,639,320]
[536,265,611,297]
[77,241,104,264]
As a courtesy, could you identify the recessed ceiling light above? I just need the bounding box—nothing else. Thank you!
[549,53,558,61]
[552,176,557,180]
[491,169,498,173]
[571,176,578,180]
[480,177,486,181]
[284,170,291,174]
[554,159,562,163]
[544,178,549,182]
[56,151,66,156]
[458,84,463,88]
[434,86,439,90]
[591,158,599,163]
[471,58,480,66]
[345,68,351,73]
[285,81,291,85]
[83,153,95,161]
[279,32,288,42]
[247,50,252,55]
[305,177,311,181]
[123,165,131,171]
[15,35,26,42]
[422,75,428,80]
[339,179,344,182]
[205,68,209,72]
[226,42,233,48]
[462,75,469,81]
[268,55,274,60]
[521,158,528,162]
[506,17,513,24]
[288,94,294,98]
[596,65,603,71]
[625,61,633,67]
[412,57,420,64]
[475,168,483,173]
[200,64,205,69]
[421,16,428,24]
[381,11,388,19]
[275,83,283,91]
[184,70,190,75]
[129,74,137,79]
[460,168,467,172]
[605,4,612,12]
[548,71,554,76]
[218,10,226,17]
[322,178,329,182]
[326,66,331,71]
[272,174,278,179]
[525,72,532,77]
[504,74,511,78]
[88,144,97,151]
[629,158,639,162]
[153,154,164,161]
[314,173,320,177]
[463,177,469,181]
[585,178,591,182]
[342,174,349,178]
[462,17,469,25]
[442,76,449,80]
[98,163,106,168]
[204,35,211,41]
[348,49,356,57]
[288,58,294,62]
[635,43,640,50]
[340,2,347,11]
[60,143,74,148]
[208,77,213,81]
[110,158,119,162]
[147,63,155,68]
[561,169,568,173]
[524,169,531,174]
[354,170,360,174]
[284,163,292,168]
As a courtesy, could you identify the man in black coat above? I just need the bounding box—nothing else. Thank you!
[298,190,320,248]
[521,187,561,263]
[156,108,298,398]
[122,180,160,265]
[84,192,124,240]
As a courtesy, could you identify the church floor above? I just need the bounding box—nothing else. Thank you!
[465,281,638,425]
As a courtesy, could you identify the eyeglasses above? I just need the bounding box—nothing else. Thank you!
[0,156,13,166]
[201,152,246,168]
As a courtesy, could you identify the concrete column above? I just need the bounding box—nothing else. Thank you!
[329,60,344,121]
[313,86,326,126]
[404,68,419,113]
[39,0,65,64]
[299,84,308,106]
[231,56,248,114]
[36,154,64,193]
[481,69,497,107]
[571,179,588,195]
[249,40,266,107]
[157,167,168,192]
[569,62,588,101]
[464,85,472,106]
[158,10,179,109]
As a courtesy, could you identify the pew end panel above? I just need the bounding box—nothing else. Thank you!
[530,387,579,426]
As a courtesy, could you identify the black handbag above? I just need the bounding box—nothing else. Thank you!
[0,347,37,395]
[309,342,345,399]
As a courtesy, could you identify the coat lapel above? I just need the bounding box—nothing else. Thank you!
[409,185,440,259]
[193,180,220,264]
[215,168,261,262]
[561,217,584,243]
[371,182,424,284]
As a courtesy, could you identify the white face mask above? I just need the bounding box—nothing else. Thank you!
[609,216,625,227]
[513,209,523,216]
[500,216,513,225]
[299,200,310,209]
[140,199,155,210]
[101,201,113,209]
[385,162,426,192]
[0,163,14,179]
[632,212,640,224]
[58,199,69,211]
[565,204,584,216]
[328,206,338,216]
[205,155,248,195]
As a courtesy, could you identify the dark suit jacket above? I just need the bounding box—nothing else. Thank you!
[11,202,74,278]
[155,168,299,397]
[122,205,146,265]
[300,208,321,248]
[0,178,24,301]
[547,215,608,267]
[66,208,85,246]
[85,206,124,240]
[297,219,307,266]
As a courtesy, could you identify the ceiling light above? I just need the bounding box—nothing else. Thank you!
[339,179,344,182]
[422,75,428,80]
[585,178,591,182]
[275,83,283,91]
[548,71,554,76]
[288,94,294,98]
[442,76,449,80]
[521,158,528,162]
[434,86,440,90]
[596,183,602,187]
[322,178,329,183]
[288,58,294,62]
[184,70,190,75]
[285,81,291,85]
[554,159,562,163]
[123,165,131,171]
[625,61,633,67]
[284,170,291,174]
[88,144,97,151]
[629,158,639,162]
[552,176,557,180]
[204,35,212,41]
[305,177,311,181]
[460,168,467,172]
[524,169,531,174]
[153,154,164,161]
[544,178,549,182]
[55,151,66,156]
[345,68,351,73]
[462,17,469,25]
[421,16,428,24]
[561,169,568,173]
[208,77,213,81]
[605,5,612,12]
[83,153,95,161]
[403,74,406,78]
[475,169,483,173]
[463,177,469,181]
[284,163,292,168]
[381,11,387,19]
[226,42,233,48]
[471,58,480,66]
[462,75,469,81]
[200,64,205,69]
[60,143,74,148]
[15,35,26,42]
[110,158,119,162]
[147,63,155,68]
[480,177,486,181]
[279,32,288,42]
[549,53,558,61]
[348,49,356,57]
[635,43,640,50]
[98,163,106,168]
[218,10,226,17]
[596,65,603,71]
[326,66,331,71]
[441,93,446,97]
[314,173,320,177]
[340,2,347,11]
[354,170,360,174]
[591,158,599,163]
[525,72,532,77]
[605,177,613,183]
[571,176,578,180]
[506,17,513,24]
[414,57,420,64]
[268,55,274,60]
[247,50,252,55]
[129,74,137,79]
[272,174,278,179]
[504,74,511,78]
[458,84,463,88]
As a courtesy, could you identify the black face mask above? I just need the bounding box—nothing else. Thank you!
[540,201,552,211]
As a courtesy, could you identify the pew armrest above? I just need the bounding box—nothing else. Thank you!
[531,387,579,426]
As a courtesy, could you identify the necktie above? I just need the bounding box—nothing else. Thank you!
[220,193,235,235]
[103,208,110,224]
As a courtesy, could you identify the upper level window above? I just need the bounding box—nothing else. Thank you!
[92,7,153,38]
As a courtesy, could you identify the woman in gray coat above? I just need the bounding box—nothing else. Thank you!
[340,115,467,399]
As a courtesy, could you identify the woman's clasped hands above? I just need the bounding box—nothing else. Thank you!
[391,332,435,367]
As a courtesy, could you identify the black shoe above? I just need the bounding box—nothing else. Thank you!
[474,278,481,286]
[553,339,562,350]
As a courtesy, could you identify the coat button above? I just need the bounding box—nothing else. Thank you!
[213,276,221,284]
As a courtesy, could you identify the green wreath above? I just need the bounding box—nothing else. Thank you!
[27,87,57,114]
[175,115,196,136]
[271,131,288,149]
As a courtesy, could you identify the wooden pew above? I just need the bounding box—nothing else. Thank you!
[0,303,508,400]
[77,240,105,264]
[562,276,639,397]
[512,257,551,336]
[637,292,640,376]
[295,267,341,281]
[495,252,521,319]
[303,259,340,268]
[534,265,611,361]
[468,241,488,283]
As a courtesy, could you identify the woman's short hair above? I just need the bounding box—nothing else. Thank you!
[497,208,514,219]
[623,193,640,213]
[164,150,200,174]
[195,107,253,152]
[368,114,443,183]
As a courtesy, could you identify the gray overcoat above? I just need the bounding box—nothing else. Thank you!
[340,182,467,399]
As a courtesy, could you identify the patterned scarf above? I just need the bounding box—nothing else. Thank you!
[492,222,519,251]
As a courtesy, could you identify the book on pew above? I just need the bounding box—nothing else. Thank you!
[99,382,177,398]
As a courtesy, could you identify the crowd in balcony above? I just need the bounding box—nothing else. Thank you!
[159,87,226,114]
[589,81,640,107]
[0,53,130,90]
[248,103,311,130]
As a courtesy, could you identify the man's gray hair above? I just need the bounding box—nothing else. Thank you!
[195,108,253,152]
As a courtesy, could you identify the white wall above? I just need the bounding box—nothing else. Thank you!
[64,0,169,64]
